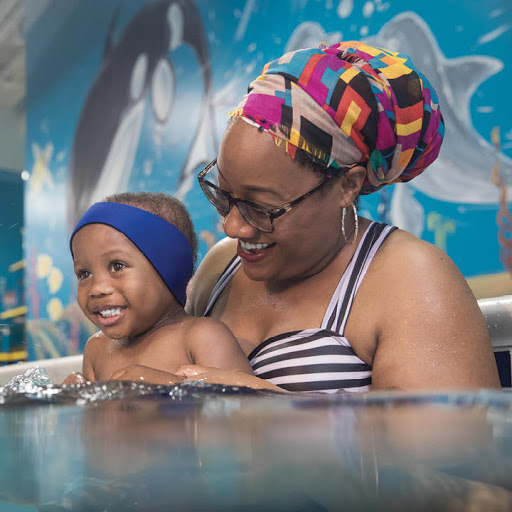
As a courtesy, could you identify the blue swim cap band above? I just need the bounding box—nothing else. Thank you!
[70,202,193,306]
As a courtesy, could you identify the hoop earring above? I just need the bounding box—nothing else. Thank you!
[342,207,347,241]
[342,204,358,244]
[352,203,358,244]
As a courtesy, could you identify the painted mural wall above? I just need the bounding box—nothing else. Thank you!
[0,170,24,312]
[24,0,512,359]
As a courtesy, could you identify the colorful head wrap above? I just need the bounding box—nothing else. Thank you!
[70,202,193,306]
[229,41,444,194]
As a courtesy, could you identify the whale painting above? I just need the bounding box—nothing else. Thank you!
[23,1,511,357]
[66,0,217,231]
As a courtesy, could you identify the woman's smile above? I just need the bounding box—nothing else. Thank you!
[237,240,275,262]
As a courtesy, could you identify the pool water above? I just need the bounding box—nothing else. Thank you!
[0,376,512,511]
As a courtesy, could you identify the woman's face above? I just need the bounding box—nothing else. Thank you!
[217,117,349,284]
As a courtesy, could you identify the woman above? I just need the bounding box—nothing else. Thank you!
[118,41,500,392]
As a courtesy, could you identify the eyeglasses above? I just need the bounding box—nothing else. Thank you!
[197,158,333,233]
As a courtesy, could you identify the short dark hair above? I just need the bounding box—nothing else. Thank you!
[102,191,198,266]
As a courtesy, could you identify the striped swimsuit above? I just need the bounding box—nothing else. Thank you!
[205,222,397,393]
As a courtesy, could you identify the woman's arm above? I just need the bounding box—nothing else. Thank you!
[174,364,286,392]
[185,236,237,316]
[367,233,500,390]
[108,362,283,391]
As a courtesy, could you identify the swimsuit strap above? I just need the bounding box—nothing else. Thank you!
[322,222,397,334]
[204,254,241,316]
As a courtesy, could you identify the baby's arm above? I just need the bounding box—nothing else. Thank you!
[108,320,250,386]
[186,317,253,374]
[81,337,98,382]
[61,333,99,385]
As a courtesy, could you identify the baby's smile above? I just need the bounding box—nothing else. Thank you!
[99,307,123,318]
[95,306,126,327]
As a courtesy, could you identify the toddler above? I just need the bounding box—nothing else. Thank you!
[63,191,253,385]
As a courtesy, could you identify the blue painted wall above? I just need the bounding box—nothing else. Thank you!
[23,0,512,358]
[0,170,24,311]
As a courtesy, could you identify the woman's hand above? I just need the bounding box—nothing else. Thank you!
[61,371,91,386]
[175,364,286,392]
[109,364,185,386]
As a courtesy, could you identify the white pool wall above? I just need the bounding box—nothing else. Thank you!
[0,354,82,385]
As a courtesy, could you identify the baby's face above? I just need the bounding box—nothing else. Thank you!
[72,224,175,340]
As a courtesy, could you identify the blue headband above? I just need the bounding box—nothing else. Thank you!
[70,202,193,306]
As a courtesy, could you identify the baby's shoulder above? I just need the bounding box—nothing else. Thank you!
[180,317,237,354]
[183,315,232,337]
[148,317,229,346]
[83,331,111,356]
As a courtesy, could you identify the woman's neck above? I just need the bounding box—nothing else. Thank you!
[263,217,370,295]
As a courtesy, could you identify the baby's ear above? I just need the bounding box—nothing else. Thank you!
[339,165,366,206]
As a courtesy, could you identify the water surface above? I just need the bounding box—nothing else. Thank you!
[1,369,511,511]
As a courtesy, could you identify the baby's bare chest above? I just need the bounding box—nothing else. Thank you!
[93,336,192,381]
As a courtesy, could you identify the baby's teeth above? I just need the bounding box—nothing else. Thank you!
[99,307,121,317]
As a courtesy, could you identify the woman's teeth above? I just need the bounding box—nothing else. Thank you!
[240,241,271,252]
[99,307,122,318]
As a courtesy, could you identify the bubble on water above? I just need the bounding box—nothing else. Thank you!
[4,366,51,391]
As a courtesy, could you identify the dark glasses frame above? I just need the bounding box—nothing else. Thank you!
[197,158,335,233]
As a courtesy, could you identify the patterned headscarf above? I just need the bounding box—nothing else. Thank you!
[229,41,444,194]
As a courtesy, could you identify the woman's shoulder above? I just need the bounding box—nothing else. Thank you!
[366,226,472,301]
[185,236,237,316]
[354,226,499,389]
[377,227,458,269]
